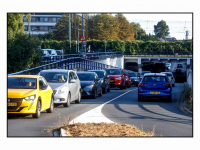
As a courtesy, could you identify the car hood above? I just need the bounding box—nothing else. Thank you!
[107,75,122,78]
[80,81,94,86]
[8,89,37,98]
[48,83,66,90]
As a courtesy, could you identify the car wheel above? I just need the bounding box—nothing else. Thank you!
[75,91,81,104]
[120,86,123,90]
[63,93,71,107]
[92,89,97,99]
[103,87,107,94]
[138,96,142,102]
[46,96,54,113]
[168,95,172,102]
[32,100,41,118]
[172,84,175,87]
[99,88,103,97]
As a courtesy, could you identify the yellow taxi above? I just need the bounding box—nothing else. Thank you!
[8,75,54,118]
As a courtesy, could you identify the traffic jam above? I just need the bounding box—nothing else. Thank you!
[7,61,184,118]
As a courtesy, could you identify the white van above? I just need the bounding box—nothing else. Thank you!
[42,49,57,59]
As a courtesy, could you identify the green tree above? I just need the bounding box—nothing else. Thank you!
[154,20,170,38]
[131,22,146,40]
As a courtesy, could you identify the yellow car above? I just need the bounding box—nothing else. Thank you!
[8,75,54,118]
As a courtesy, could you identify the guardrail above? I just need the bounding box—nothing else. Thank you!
[8,57,119,76]
[123,51,193,57]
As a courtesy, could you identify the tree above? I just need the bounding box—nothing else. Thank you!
[154,20,170,38]
[131,22,146,40]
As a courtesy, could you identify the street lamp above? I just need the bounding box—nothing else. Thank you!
[104,39,106,52]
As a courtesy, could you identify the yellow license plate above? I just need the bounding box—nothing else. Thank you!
[7,103,17,106]
[150,92,160,94]
[110,80,114,82]
[81,89,83,92]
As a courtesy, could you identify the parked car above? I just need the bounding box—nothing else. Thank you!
[140,71,151,80]
[41,49,50,57]
[128,71,140,86]
[105,68,126,89]
[161,72,175,87]
[42,49,57,59]
[76,72,102,99]
[39,70,81,107]
[123,70,131,88]
[7,75,54,118]
[88,70,110,93]
[138,73,172,102]
[56,50,64,55]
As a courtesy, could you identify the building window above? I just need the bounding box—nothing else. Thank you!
[40,17,44,22]
[45,27,48,31]
[40,26,43,31]
[23,18,28,22]
[44,17,48,22]
[49,26,52,31]
[49,18,52,22]
[36,17,40,22]
[36,26,40,31]
[31,26,36,31]
[53,18,56,22]
[32,17,36,22]
[57,18,60,22]
[24,26,28,31]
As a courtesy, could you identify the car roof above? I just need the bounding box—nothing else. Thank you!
[88,70,105,72]
[76,71,95,74]
[40,69,72,73]
[105,68,121,70]
[8,75,39,78]
[160,72,172,74]
[144,73,167,76]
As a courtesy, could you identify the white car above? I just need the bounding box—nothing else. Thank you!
[39,69,81,107]
[161,72,175,87]
[42,49,57,59]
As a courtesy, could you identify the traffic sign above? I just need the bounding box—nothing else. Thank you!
[175,53,179,57]
[83,42,86,45]
[80,36,85,41]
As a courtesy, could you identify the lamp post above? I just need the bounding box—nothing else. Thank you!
[104,39,106,52]
[69,14,71,51]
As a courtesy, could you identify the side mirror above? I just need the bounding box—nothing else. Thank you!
[40,85,47,90]
[70,79,76,83]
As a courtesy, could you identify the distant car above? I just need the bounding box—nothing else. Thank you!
[39,70,81,107]
[42,49,57,59]
[123,70,131,88]
[56,50,64,55]
[128,71,140,86]
[177,64,183,68]
[140,71,151,80]
[8,75,54,118]
[161,72,175,87]
[88,70,110,93]
[76,72,102,99]
[105,68,126,90]
[41,49,50,57]
[138,73,172,102]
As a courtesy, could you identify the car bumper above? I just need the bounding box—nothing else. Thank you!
[138,88,171,99]
[81,89,95,97]
[53,92,69,104]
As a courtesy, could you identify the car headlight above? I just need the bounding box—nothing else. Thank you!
[25,94,36,100]
[116,77,121,80]
[58,88,66,94]
[84,85,94,91]
[101,79,104,83]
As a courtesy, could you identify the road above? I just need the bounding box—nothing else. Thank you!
[7,83,192,137]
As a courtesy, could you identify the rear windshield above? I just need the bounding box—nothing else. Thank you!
[129,72,137,77]
[143,76,167,82]
[106,69,121,75]
[89,71,104,78]
[77,73,94,81]
[177,64,183,68]
[8,78,37,89]
[39,72,68,83]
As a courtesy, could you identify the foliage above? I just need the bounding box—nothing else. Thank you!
[8,33,42,74]
[154,20,170,38]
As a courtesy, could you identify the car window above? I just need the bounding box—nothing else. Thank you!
[41,77,48,85]
[77,73,94,81]
[143,76,167,82]
[39,77,46,87]
[8,77,37,89]
[106,69,121,75]
[39,72,68,83]
[129,72,137,77]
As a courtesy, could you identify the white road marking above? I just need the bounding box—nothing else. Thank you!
[70,89,137,124]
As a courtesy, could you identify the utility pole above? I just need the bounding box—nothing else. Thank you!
[69,14,71,51]
[82,14,84,53]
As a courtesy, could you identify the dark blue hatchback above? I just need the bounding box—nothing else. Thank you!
[138,73,172,102]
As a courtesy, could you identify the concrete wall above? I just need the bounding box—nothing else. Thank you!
[93,56,124,69]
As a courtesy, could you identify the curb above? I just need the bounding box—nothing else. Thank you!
[53,128,69,137]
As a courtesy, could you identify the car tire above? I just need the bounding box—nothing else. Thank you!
[92,88,97,99]
[46,96,54,113]
[63,93,71,107]
[168,95,172,102]
[172,84,175,87]
[120,86,123,90]
[99,88,103,97]
[32,100,41,118]
[75,91,81,104]
[138,96,142,102]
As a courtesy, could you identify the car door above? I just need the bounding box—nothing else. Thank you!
[71,71,79,101]
[68,72,76,101]
[41,77,52,108]
[39,77,48,111]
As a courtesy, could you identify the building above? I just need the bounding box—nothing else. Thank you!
[23,13,88,36]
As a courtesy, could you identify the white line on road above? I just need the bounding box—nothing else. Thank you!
[70,89,137,124]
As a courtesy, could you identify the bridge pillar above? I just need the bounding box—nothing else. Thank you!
[138,58,142,73]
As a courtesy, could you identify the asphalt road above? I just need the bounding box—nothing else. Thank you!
[7,83,192,137]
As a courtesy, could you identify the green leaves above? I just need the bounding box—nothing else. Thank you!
[154,20,170,38]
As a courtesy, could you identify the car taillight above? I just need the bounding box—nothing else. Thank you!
[180,70,182,72]
[163,83,171,88]
[139,83,147,87]
[171,77,173,79]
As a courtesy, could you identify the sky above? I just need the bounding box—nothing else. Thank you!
[121,14,192,40]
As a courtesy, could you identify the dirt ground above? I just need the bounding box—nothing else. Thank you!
[61,123,155,137]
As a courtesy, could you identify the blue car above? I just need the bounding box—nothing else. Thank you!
[138,73,172,102]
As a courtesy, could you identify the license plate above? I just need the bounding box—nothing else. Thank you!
[150,92,160,94]
[81,89,83,92]
[110,80,114,82]
[7,103,17,106]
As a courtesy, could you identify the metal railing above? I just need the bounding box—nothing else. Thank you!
[8,57,119,76]
[123,51,193,57]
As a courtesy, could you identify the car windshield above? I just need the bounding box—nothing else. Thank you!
[129,72,137,77]
[8,78,37,89]
[141,72,150,75]
[47,50,52,55]
[143,76,167,82]
[39,72,68,83]
[77,73,94,81]
[106,69,121,75]
[89,71,104,78]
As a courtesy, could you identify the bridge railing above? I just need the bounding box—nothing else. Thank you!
[123,51,193,57]
[8,57,119,76]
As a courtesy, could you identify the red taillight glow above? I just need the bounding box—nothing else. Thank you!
[139,83,147,87]
[171,77,173,79]
[163,83,171,88]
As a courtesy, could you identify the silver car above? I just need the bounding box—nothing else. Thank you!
[39,69,81,107]
[161,72,175,87]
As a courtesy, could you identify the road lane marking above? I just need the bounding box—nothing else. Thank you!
[70,89,137,124]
